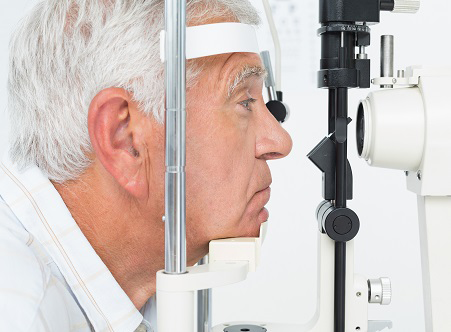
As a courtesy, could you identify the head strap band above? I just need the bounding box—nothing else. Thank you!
[160,22,259,62]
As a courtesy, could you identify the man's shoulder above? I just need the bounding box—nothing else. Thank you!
[0,199,92,331]
[0,199,52,330]
[0,198,48,289]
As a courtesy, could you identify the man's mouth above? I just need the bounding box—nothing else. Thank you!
[255,186,271,223]
[256,186,270,195]
[255,186,271,200]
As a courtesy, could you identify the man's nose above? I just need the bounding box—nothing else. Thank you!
[256,105,293,160]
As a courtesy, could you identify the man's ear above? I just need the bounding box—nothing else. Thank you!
[88,88,148,198]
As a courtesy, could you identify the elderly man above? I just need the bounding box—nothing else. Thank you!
[0,0,292,331]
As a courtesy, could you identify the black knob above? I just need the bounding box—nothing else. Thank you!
[316,200,360,242]
[266,100,288,123]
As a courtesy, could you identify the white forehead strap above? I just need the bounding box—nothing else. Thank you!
[160,22,259,62]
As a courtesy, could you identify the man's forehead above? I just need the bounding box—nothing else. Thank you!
[220,52,263,76]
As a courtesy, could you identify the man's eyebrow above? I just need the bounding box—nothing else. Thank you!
[227,65,267,98]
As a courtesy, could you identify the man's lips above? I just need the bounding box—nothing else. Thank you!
[255,186,271,206]
[247,186,271,209]
[256,185,270,195]
[251,186,271,220]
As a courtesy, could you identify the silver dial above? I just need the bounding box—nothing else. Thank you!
[368,277,392,305]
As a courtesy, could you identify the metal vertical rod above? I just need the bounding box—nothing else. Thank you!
[197,256,212,332]
[334,241,346,332]
[261,51,278,101]
[335,86,348,208]
[334,32,348,332]
[328,89,336,135]
[164,0,187,274]
[380,35,394,88]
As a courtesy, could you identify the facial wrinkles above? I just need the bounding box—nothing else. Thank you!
[244,155,259,203]
[222,107,258,204]
[215,53,237,98]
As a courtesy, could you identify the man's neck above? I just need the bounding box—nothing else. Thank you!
[53,167,165,310]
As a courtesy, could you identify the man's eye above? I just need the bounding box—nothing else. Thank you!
[238,98,257,111]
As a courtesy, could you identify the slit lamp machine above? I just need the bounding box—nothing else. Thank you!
[157,0,451,331]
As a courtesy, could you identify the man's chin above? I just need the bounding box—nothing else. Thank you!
[242,210,268,238]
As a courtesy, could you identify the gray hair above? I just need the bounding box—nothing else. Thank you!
[8,0,260,182]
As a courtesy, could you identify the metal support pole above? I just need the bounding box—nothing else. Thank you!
[197,256,212,332]
[333,32,349,332]
[328,89,336,135]
[164,0,187,274]
[380,35,394,88]
[261,51,278,101]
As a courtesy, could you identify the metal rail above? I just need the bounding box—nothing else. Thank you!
[164,0,187,274]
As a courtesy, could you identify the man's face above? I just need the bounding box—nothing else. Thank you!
[174,52,293,256]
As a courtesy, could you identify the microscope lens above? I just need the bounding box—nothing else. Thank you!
[356,103,365,157]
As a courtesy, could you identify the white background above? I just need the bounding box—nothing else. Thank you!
[1,1,450,331]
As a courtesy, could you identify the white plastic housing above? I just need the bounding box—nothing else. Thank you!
[358,87,425,171]
[417,196,451,331]
[157,223,267,332]
[364,66,451,331]
[406,73,451,196]
[214,235,371,332]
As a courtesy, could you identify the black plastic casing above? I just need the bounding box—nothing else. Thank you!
[319,0,381,24]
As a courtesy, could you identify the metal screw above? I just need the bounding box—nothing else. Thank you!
[356,292,362,297]
[356,327,361,331]
[162,216,166,222]
[392,78,397,83]
[417,171,422,180]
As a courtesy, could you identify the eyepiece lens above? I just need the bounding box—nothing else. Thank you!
[356,103,365,156]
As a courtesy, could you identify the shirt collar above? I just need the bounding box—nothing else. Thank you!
[0,153,144,332]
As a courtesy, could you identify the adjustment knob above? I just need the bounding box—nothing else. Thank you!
[316,201,360,242]
[393,0,420,13]
[368,277,392,305]
[266,100,290,123]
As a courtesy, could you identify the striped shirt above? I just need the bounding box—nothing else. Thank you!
[0,153,155,331]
